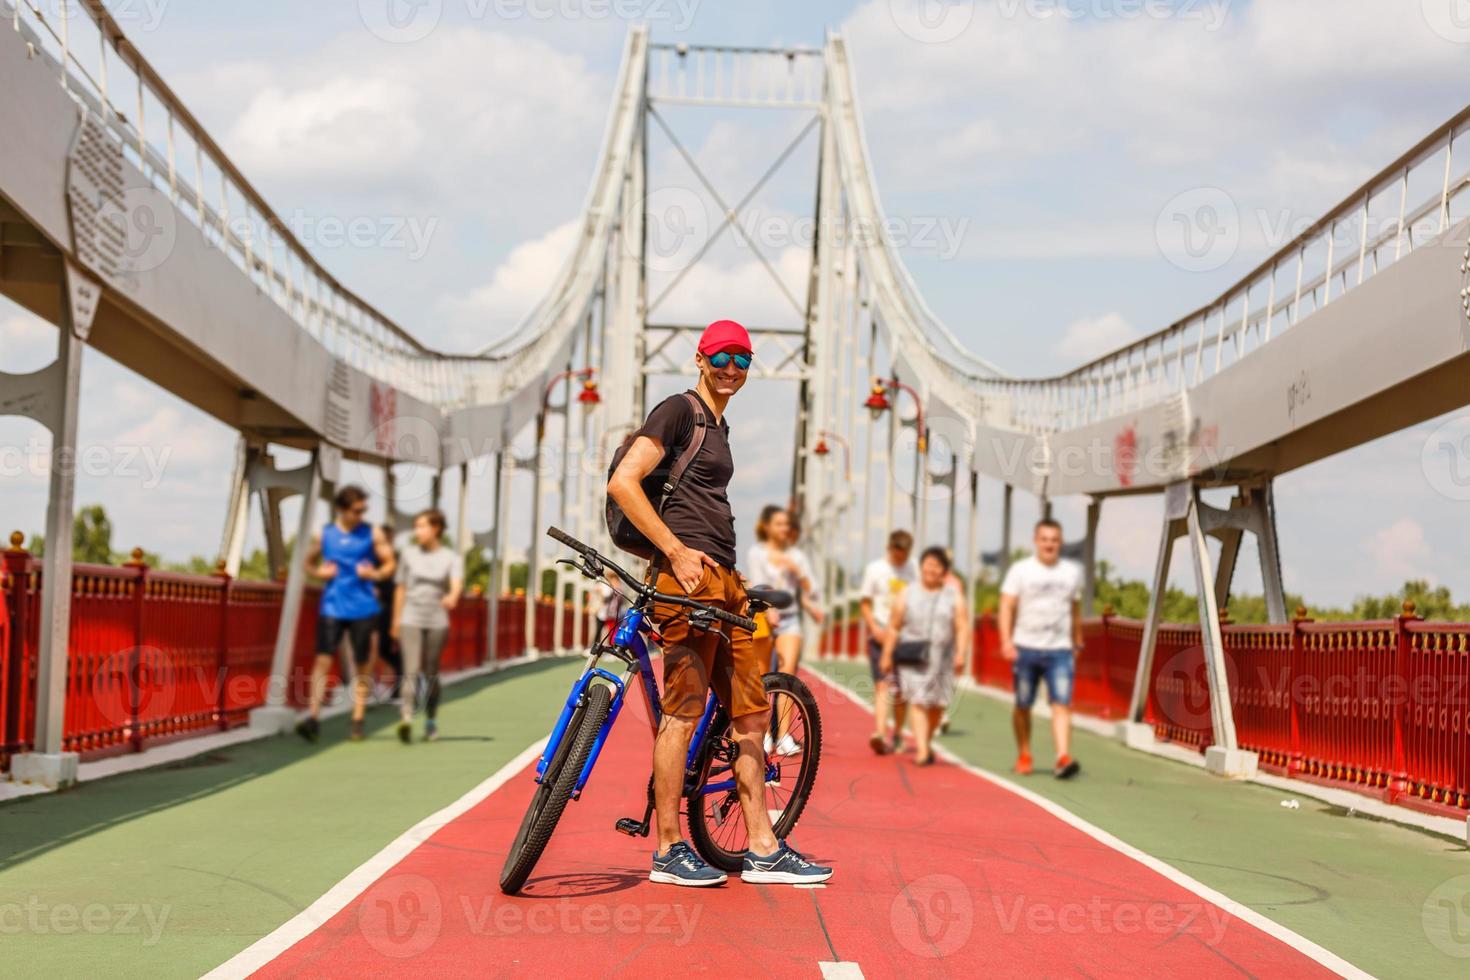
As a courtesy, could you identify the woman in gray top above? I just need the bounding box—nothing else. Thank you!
[880,547,968,766]
[391,509,463,743]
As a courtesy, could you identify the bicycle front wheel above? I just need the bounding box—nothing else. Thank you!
[499,682,612,895]
[687,671,822,872]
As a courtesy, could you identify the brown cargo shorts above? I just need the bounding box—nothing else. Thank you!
[651,564,767,720]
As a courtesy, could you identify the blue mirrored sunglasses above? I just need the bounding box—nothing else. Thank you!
[708,351,752,371]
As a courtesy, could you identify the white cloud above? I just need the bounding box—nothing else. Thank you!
[220,29,604,208]
[0,313,57,371]
[439,219,581,346]
[1051,313,1140,363]
[1362,518,1431,583]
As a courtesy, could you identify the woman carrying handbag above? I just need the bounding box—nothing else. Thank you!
[880,546,968,766]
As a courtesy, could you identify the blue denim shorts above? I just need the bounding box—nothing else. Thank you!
[1013,647,1075,709]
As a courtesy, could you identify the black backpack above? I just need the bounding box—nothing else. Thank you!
[605,392,708,560]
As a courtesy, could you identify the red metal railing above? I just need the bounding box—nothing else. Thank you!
[0,541,506,772]
[819,603,1470,816]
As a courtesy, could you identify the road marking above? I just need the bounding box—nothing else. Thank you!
[202,737,548,980]
[806,667,1372,980]
[819,962,865,979]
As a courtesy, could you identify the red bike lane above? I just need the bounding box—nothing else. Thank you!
[249,669,1348,978]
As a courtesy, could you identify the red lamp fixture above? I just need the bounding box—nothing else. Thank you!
[577,378,602,405]
[862,376,927,453]
[864,378,892,417]
[813,438,830,456]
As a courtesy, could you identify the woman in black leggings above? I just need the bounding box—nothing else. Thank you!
[390,509,463,742]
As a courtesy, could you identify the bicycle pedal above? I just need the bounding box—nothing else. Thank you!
[614,817,648,837]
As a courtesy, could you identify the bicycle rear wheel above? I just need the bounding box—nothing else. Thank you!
[499,682,612,895]
[687,671,822,872]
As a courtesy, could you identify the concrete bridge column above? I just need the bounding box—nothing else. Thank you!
[5,264,100,788]
[249,447,339,733]
[998,483,1014,582]
[1124,478,1285,777]
[1081,496,1102,616]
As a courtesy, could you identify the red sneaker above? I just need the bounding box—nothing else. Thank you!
[1013,752,1033,775]
[1054,755,1081,779]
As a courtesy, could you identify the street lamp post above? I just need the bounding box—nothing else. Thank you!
[526,367,600,657]
[863,375,927,540]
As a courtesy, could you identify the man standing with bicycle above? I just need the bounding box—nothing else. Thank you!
[608,319,832,887]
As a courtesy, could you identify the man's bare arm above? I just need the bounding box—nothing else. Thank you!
[998,592,1019,660]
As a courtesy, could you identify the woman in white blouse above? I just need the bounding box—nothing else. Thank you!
[746,505,824,755]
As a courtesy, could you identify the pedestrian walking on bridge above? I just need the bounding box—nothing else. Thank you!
[1000,518,1083,778]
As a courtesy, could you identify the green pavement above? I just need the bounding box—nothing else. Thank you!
[812,659,1470,979]
[0,658,578,979]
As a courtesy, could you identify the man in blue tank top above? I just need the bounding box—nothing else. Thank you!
[296,485,397,742]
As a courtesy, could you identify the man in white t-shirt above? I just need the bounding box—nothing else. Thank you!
[859,529,917,754]
[999,518,1084,779]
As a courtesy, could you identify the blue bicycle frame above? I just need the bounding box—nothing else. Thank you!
[532,606,776,801]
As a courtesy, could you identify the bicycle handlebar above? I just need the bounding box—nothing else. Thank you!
[545,526,758,633]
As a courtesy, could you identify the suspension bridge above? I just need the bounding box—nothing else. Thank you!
[2,3,1470,977]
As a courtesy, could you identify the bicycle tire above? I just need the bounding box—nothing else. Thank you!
[687,671,822,872]
[499,682,613,895]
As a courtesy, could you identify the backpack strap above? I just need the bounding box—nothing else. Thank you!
[658,391,708,506]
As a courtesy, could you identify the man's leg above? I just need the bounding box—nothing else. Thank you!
[1012,650,1040,770]
[308,655,333,719]
[730,708,778,855]
[1051,705,1072,760]
[652,713,698,851]
[1012,706,1032,754]
[1047,652,1079,776]
[349,619,375,724]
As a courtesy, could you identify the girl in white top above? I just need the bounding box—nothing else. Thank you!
[746,505,823,754]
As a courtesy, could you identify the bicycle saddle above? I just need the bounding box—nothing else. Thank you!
[745,586,793,611]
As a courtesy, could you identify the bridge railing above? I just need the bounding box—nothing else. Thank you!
[821,607,1470,817]
[0,541,579,772]
[982,108,1470,434]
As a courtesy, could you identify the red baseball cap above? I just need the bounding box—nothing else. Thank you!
[697,319,753,357]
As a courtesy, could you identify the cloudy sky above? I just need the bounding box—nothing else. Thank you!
[3,0,1469,606]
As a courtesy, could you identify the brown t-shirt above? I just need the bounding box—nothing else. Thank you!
[636,390,738,569]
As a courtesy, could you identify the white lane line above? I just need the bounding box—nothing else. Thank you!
[202,737,548,980]
[818,962,865,979]
[805,667,1372,980]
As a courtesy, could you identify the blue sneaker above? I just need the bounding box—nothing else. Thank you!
[741,841,833,884]
[650,841,728,887]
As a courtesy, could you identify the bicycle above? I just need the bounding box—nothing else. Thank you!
[498,526,823,895]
